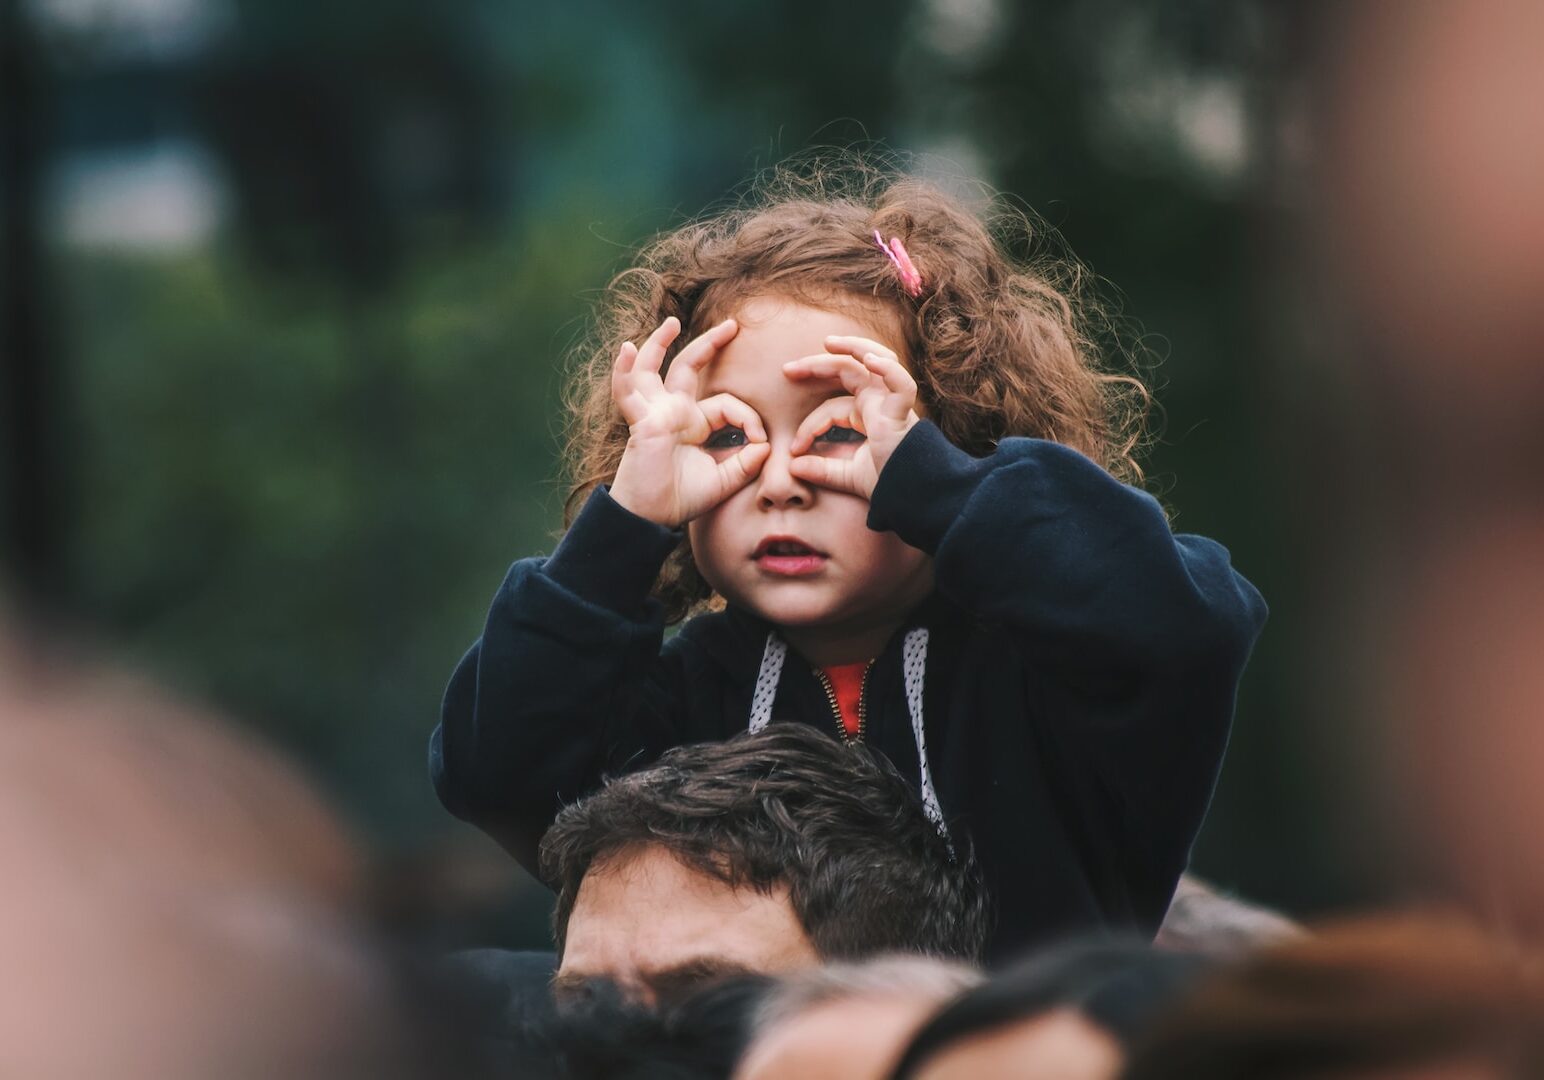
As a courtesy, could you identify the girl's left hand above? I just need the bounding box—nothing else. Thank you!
[782,334,920,499]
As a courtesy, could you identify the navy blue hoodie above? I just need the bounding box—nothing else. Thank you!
[431,421,1267,961]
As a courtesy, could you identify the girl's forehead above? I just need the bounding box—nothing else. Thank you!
[697,296,902,408]
[726,293,900,341]
[699,289,904,340]
[698,360,841,418]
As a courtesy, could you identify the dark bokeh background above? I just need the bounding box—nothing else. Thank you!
[4,0,1396,948]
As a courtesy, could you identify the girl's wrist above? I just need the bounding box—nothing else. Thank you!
[608,479,675,527]
[868,417,918,483]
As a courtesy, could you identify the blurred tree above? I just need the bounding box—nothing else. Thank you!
[2,0,68,609]
[198,0,504,292]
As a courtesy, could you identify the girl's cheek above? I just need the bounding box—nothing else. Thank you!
[685,519,723,573]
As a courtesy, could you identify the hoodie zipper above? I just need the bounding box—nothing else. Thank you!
[814,661,874,744]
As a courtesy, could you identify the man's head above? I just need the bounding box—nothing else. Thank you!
[540,725,987,1001]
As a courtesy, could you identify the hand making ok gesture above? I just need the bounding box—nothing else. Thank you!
[782,334,922,500]
[608,316,771,528]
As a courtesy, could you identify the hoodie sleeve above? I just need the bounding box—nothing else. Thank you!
[868,421,1267,899]
[429,487,688,874]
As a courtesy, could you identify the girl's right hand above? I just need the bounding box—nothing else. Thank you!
[608,316,770,528]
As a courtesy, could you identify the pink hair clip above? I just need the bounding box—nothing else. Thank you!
[873,230,924,298]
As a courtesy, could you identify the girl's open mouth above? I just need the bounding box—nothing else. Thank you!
[752,537,828,576]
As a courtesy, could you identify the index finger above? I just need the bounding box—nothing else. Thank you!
[859,351,920,417]
[782,354,873,398]
[662,318,739,395]
[823,335,900,364]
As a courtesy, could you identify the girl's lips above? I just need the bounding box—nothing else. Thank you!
[755,553,828,576]
[752,535,828,576]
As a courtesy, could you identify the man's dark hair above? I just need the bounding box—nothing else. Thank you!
[539,724,988,963]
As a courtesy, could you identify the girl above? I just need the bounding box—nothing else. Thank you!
[431,159,1266,961]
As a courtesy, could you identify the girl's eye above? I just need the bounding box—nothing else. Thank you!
[813,425,866,445]
[704,426,748,450]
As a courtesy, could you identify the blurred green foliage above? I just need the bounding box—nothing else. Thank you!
[63,213,608,843]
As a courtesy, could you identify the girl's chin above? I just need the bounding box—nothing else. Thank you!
[730,590,849,628]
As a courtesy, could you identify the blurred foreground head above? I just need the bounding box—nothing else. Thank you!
[1155,876,1305,959]
[0,628,416,1079]
[889,939,1209,1080]
[1311,1,1544,928]
[512,975,771,1080]
[734,955,982,1080]
[541,725,988,1003]
[1123,914,1544,1080]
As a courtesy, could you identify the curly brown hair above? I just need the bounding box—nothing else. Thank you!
[562,152,1153,622]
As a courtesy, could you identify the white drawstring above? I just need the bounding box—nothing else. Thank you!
[747,634,787,734]
[748,628,952,846]
[901,628,948,840]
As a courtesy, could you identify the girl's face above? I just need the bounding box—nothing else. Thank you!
[686,296,933,642]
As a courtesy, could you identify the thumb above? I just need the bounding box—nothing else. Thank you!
[787,454,864,497]
[718,441,771,491]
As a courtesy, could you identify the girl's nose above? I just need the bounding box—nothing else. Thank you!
[755,443,810,509]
